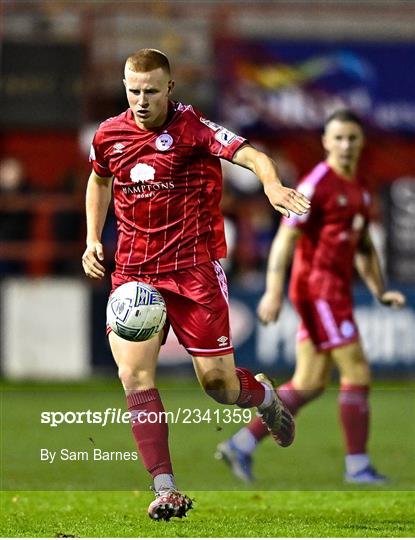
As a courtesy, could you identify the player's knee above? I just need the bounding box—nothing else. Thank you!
[338,355,371,385]
[201,370,238,404]
[292,375,327,395]
[118,365,153,391]
[340,365,371,386]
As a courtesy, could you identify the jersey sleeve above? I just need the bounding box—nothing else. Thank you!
[190,108,247,160]
[89,128,112,178]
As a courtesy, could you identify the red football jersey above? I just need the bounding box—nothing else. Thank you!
[90,102,247,275]
[283,162,371,302]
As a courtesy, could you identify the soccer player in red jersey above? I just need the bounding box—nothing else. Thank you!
[217,109,406,485]
[81,49,310,520]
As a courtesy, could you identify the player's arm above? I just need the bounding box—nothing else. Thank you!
[82,170,113,280]
[355,227,406,308]
[257,223,301,324]
[232,145,310,217]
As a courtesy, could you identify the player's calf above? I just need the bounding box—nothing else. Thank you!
[201,369,241,404]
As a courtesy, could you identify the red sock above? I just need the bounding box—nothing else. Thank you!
[247,381,318,441]
[235,368,265,408]
[127,388,173,477]
[339,384,369,454]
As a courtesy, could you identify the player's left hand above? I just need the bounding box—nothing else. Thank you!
[378,290,406,308]
[264,183,310,217]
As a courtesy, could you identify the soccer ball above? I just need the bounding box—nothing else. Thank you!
[106,281,167,342]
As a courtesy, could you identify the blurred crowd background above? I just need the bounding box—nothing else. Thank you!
[1,0,414,378]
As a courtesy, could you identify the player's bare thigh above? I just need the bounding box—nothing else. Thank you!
[331,340,371,385]
[292,338,333,393]
[109,330,164,394]
[192,353,240,404]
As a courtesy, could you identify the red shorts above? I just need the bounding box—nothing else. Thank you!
[109,260,234,357]
[292,297,359,352]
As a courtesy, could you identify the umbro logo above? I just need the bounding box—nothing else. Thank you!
[112,143,125,154]
[217,336,228,346]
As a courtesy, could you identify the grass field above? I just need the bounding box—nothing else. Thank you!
[1,490,414,537]
[1,378,414,537]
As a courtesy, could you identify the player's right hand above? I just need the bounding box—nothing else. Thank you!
[257,292,283,324]
[378,290,406,309]
[264,183,310,218]
[82,242,106,279]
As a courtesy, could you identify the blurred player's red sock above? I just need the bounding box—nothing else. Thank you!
[235,367,265,407]
[247,381,317,441]
[339,383,369,454]
[127,388,173,477]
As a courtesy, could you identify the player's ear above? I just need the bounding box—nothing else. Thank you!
[123,79,127,90]
[167,80,175,95]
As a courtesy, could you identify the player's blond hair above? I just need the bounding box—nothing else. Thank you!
[125,49,171,76]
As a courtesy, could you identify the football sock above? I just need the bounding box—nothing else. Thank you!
[278,381,313,414]
[339,383,369,455]
[231,427,258,455]
[153,473,176,493]
[246,381,319,443]
[127,388,173,477]
[345,453,370,475]
[235,367,265,408]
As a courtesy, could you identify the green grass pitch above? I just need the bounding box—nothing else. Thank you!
[1,378,414,537]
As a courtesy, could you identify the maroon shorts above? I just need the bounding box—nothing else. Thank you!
[292,297,359,352]
[109,260,234,357]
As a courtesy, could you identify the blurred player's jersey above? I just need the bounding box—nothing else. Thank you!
[90,102,246,275]
[284,161,371,302]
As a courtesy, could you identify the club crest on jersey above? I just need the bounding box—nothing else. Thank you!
[155,133,173,151]
[130,163,156,183]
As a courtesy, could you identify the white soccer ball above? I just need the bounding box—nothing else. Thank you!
[106,281,167,342]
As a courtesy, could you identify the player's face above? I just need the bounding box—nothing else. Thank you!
[322,120,364,175]
[124,67,174,129]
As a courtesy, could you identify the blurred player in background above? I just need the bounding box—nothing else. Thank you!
[82,49,310,520]
[217,109,406,484]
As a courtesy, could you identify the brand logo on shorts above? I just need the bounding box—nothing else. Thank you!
[340,320,355,339]
[155,132,173,151]
[217,336,229,346]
